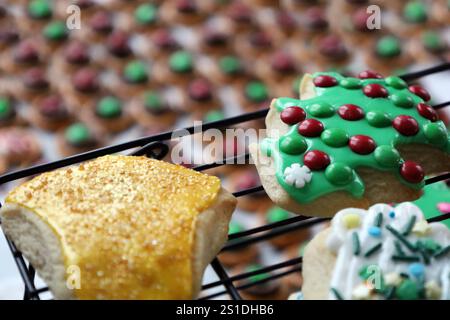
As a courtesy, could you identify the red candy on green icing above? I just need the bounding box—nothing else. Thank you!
[281,106,306,125]
[260,71,450,204]
[400,161,424,183]
[393,115,419,136]
[358,70,383,79]
[417,103,438,122]
[298,119,324,137]
[408,85,430,102]
[349,135,376,154]
[304,150,330,170]
[313,75,337,87]
[338,104,364,121]
[363,83,388,98]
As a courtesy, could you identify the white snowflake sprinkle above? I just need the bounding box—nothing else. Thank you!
[283,163,312,188]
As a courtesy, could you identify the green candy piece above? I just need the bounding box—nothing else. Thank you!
[279,135,307,154]
[43,21,68,40]
[339,77,362,89]
[65,123,91,146]
[29,0,52,19]
[396,279,420,300]
[404,1,427,23]
[376,36,401,58]
[321,128,349,147]
[390,92,414,108]
[385,76,407,89]
[245,264,269,283]
[143,91,163,111]
[134,3,157,25]
[366,111,392,127]
[0,97,12,120]
[228,221,244,235]
[307,102,334,118]
[266,206,291,223]
[245,81,268,102]
[204,110,225,122]
[219,56,241,75]
[96,96,122,119]
[325,163,353,186]
[169,51,193,73]
[422,31,445,52]
[423,122,448,147]
[292,76,303,95]
[124,61,148,83]
[374,145,401,167]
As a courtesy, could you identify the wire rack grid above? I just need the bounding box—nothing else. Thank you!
[0,63,450,300]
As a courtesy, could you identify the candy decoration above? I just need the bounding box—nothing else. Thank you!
[280,106,306,125]
[400,161,424,183]
[342,213,361,229]
[338,104,364,121]
[307,102,334,118]
[368,226,381,237]
[245,81,268,102]
[374,145,401,167]
[123,61,148,83]
[43,21,68,41]
[408,263,425,279]
[437,202,450,214]
[280,135,307,155]
[64,123,92,147]
[298,119,324,137]
[416,103,438,122]
[375,36,401,58]
[325,163,353,185]
[340,77,362,89]
[349,135,376,155]
[313,75,337,87]
[321,128,349,147]
[396,280,420,300]
[96,96,122,119]
[385,76,407,89]
[358,70,383,79]
[303,150,330,170]
[423,122,448,147]
[408,85,430,101]
[363,84,388,98]
[390,93,414,108]
[366,111,392,127]
[169,50,193,73]
[393,115,419,136]
[283,163,312,188]
[135,3,158,25]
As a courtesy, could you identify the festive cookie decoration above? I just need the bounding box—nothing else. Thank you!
[413,180,450,229]
[326,203,449,300]
[260,72,450,204]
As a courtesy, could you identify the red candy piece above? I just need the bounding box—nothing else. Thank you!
[358,70,383,79]
[338,104,364,121]
[393,115,419,136]
[298,119,324,137]
[416,103,438,122]
[408,85,430,102]
[400,161,424,183]
[363,83,388,98]
[303,150,330,170]
[313,75,337,87]
[280,106,306,125]
[349,135,376,154]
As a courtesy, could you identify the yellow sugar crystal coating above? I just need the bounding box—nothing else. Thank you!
[342,213,361,229]
[6,155,221,299]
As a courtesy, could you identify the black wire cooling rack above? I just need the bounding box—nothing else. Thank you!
[1,63,450,300]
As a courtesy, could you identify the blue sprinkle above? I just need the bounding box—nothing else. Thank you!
[368,226,382,237]
[408,263,425,278]
[389,211,395,218]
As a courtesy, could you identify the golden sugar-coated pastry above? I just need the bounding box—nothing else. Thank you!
[250,71,450,217]
[1,155,237,299]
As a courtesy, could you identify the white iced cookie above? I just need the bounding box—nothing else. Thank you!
[303,202,450,300]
